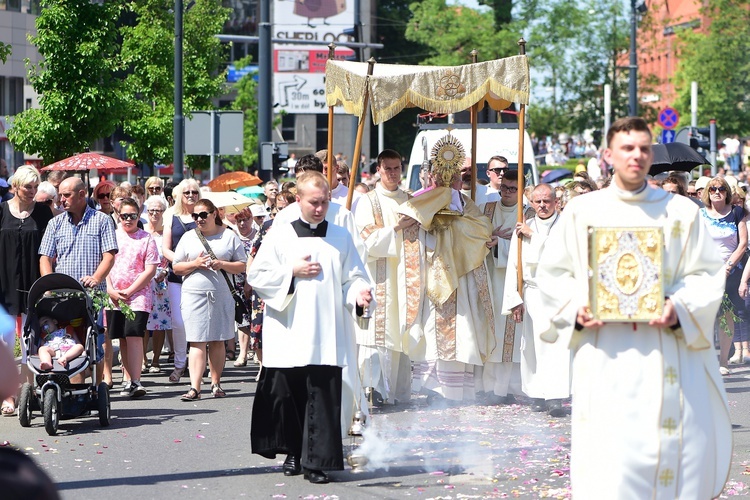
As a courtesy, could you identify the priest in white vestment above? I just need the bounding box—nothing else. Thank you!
[502,184,570,416]
[399,135,495,402]
[248,172,373,485]
[478,168,524,403]
[535,117,731,499]
[353,150,417,405]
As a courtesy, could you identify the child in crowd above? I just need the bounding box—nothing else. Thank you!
[37,316,83,371]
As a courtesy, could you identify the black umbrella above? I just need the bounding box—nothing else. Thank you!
[542,168,574,184]
[650,142,708,175]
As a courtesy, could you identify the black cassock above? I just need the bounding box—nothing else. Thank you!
[250,219,345,471]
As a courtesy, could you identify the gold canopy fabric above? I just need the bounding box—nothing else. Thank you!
[325,56,530,124]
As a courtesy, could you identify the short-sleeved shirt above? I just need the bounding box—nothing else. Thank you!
[108,227,160,312]
[699,205,745,261]
[38,206,118,291]
[174,228,247,293]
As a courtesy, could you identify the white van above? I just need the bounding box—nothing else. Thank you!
[403,123,538,192]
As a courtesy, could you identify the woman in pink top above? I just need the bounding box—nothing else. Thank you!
[106,198,159,398]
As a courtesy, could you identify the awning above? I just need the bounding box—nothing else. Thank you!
[325,55,530,124]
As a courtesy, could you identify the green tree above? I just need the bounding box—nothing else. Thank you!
[0,43,11,63]
[672,0,750,135]
[405,0,520,66]
[223,56,259,171]
[120,0,229,168]
[8,0,128,162]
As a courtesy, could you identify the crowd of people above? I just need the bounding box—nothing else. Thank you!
[0,116,738,495]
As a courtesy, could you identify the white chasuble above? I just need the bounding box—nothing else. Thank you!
[535,185,731,499]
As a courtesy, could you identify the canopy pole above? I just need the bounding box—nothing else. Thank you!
[470,49,478,202]
[516,38,527,295]
[326,43,336,186]
[347,57,376,210]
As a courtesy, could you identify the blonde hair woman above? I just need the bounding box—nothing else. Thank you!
[162,178,201,383]
[0,165,54,416]
[144,176,165,197]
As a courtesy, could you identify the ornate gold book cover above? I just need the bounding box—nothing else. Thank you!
[588,227,663,322]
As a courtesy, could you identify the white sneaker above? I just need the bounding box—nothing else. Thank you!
[120,381,133,396]
[130,381,147,398]
[720,366,731,376]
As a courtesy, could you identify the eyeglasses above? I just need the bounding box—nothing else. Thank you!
[489,168,508,175]
[183,190,199,196]
[708,186,727,194]
[499,184,518,193]
[148,186,163,193]
[191,211,214,221]
[147,209,164,214]
[97,192,111,200]
[120,213,139,221]
[687,191,698,197]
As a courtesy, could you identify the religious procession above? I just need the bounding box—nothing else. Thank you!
[0,39,741,500]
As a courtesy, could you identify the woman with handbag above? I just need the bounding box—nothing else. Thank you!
[173,199,247,400]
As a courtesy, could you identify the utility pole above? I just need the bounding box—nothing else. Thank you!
[258,0,272,182]
[629,0,638,117]
[173,0,184,182]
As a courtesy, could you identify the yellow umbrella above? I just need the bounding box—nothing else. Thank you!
[201,191,254,214]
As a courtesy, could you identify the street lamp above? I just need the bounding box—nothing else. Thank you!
[629,0,647,117]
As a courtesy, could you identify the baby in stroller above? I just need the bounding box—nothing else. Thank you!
[37,316,83,371]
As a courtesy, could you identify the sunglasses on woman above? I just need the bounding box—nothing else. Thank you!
[183,190,199,196]
[708,186,727,193]
[97,192,111,199]
[148,186,163,193]
[120,213,139,221]
[191,211,214,221]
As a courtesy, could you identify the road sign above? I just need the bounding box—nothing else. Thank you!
[658,107,680,130]
[661,129,676,144]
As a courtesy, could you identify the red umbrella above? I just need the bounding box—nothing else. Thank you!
[41,152,135,172]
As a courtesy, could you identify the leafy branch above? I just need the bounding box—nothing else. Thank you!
[718,293,740,337]
[88,288,136,321]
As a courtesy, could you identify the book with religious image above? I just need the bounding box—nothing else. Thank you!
[588,226,664,322]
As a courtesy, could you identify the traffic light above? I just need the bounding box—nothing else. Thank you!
[260,142,289,180]
[689,127,710,150]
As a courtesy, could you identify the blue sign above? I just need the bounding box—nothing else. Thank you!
[227,64,259,83]
[658,107,680,130]
[661,129,676,144]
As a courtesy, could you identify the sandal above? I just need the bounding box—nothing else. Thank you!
[211,384,226,398]
[181,388,201,401]
[225,350,236,361]
[169,367,185,384]
[1,398,15,416]
[233,356,247,367]
[148,365,161,374]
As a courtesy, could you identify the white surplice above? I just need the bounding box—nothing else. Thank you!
[535,185,731,499]
[478,200,522,397]
[353,184,413,403]
[248,221,373,436]
[502,211,571,400]
[331,182,361,213]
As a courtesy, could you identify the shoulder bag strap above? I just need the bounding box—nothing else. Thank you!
[195,229,237,294]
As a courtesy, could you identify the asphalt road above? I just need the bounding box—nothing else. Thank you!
[0,351,748,499]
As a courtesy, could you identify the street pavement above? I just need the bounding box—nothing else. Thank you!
[0,351,748,499]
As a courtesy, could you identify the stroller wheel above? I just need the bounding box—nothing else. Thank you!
[43,387,59,436]
[97,382,110,427]
[18,383,33,427]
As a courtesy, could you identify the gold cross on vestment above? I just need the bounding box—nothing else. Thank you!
[659,468,675,487]
[671,221,683,239]
[662,417,677,435]
[665,367,678,385]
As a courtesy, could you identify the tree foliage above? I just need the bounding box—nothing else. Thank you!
[672,0,750,135]
[405,0,520,66]
[120,0,229,167]
[8,0,128,162]
[0,43,11,63]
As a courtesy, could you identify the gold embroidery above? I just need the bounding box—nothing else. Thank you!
[658,469,674,487]
[671,220,683,239]
[435,69,466,99]
[501,310,516,363]
[665,367,677,385]
[366,191,388,346]
[662,417,677,435]
[435,290,457,360]
[473,265,494,363]
[483,201,497,220]
[403,225,421,329]
[360,224,379,241]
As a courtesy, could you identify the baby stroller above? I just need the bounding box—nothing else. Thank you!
[17,273,110,435]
